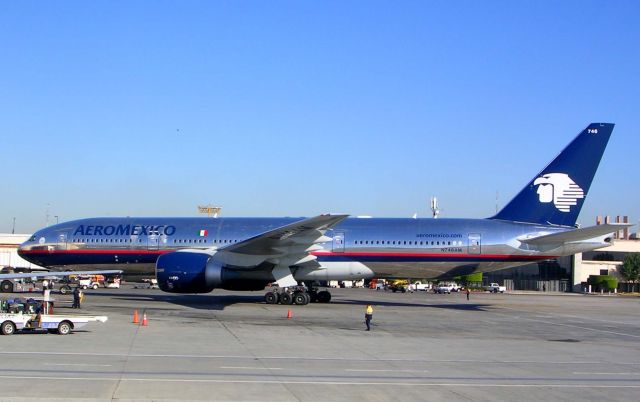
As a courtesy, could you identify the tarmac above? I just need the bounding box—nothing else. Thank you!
[0,286,639,401]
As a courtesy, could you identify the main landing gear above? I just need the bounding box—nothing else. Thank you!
[264,285,332,305]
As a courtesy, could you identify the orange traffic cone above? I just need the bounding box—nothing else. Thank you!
[286,309,292,319]
[141,313,148,326]
[132,310,139,324]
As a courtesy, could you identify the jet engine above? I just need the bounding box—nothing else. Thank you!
[156,251,270,293]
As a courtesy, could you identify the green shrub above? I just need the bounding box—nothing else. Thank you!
[587,275,618,291]
[453,272,483,285]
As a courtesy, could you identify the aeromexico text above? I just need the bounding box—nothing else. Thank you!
[73,224,177,237]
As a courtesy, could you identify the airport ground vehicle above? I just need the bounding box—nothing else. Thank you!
[388,280,410,293]
[77,275,105,289]
[134,278,159,289]
[0,278,42,293]
[484,283,507,293]
[0,299,107,335]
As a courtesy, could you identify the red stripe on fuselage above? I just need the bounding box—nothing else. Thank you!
[19,249,174,255]
[311,251,556,260]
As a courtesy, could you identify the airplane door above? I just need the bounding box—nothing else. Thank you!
[148,234,159,250]
[468,234,481,254]
[57,233,68,251]
[332,232,345,253]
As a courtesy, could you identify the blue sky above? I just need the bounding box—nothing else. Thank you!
[1,0,638,233]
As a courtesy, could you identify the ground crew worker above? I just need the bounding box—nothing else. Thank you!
[466,287,471,301]
[72,287,81,309]
[365,304,373,331]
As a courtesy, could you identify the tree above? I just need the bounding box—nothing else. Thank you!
[620,253,640,292]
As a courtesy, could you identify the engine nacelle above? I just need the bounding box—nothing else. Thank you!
[156,251,270,293]
[156,252,214,293]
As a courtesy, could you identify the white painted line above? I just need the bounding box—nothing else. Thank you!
[220,366,282,370]
[345,369,429,373]
[0,375,638,388]
[43,363,112,367]
[573,372,640,376]
[1,351,639,365]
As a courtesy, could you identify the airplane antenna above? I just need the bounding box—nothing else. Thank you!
[496,190,500,213]
[430,197,440,219]
[12,217,16,234]
[198,205,222,218]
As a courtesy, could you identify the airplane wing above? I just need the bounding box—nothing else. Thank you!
[212,214,349,287]
[519,223,632,246]
[0,270,123,280]
[222,214,348,255]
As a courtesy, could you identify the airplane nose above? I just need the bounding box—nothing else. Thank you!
[17,242,27,258]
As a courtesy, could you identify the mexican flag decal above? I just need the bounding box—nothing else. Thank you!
[199,229,208,237]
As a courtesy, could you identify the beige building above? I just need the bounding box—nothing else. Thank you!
[573,239,640,292]
[0,234,45,270]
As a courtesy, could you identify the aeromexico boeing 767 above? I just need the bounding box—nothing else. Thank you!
[16,123,628,304]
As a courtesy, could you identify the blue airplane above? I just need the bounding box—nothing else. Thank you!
[16,123,628,304]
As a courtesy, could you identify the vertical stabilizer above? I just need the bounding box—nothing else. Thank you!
[490,123,614,226]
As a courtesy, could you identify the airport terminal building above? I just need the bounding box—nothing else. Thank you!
[0,234,42,271]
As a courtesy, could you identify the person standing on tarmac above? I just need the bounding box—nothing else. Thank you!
[72,286,82,309]
[365,304,373,331]
[466,287,471,301]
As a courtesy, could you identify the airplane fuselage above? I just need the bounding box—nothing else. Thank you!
[18,216,609,280]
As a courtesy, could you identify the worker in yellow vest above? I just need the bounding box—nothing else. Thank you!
[365,304,373,331]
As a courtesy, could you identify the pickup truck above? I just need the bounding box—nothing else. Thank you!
[435,283,459,294]
[484,283,506,293]
[409,282,430,291]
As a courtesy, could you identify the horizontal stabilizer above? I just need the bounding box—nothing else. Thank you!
[520,223,632,246]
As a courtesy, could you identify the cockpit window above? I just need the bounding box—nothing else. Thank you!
[29,235,36,242]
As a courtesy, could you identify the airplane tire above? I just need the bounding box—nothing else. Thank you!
[265,292,279,304]
[1,321,16,335]
[317,290,331,303]
[293,292,307,305]
[302,293,311,305]
[59,285,72,295]
[307,291,318,303]
[279,292,293,305]
[1,280,13,293]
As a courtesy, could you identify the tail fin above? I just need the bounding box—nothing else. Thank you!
[490,123,614,226]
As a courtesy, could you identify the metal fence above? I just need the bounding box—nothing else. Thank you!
[503,279,570,292]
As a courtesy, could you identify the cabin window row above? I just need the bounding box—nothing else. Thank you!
[353,240,464,246]
[71,238,240,245]
[173,239,238,244]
